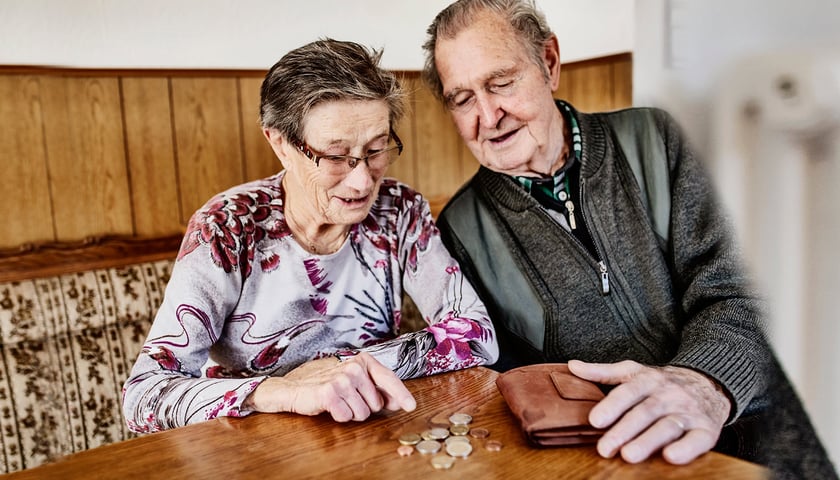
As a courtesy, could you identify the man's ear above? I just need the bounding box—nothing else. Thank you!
[543,34,561,91]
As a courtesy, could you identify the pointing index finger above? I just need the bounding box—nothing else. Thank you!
[356,353,416,412]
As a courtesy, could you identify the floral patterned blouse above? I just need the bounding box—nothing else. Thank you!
[122,172,498,432]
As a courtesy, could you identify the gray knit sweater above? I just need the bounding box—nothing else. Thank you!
[439,102,839,478]
[437,104,769,421]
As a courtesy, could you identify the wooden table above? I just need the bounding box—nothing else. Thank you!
[7,367,767,479]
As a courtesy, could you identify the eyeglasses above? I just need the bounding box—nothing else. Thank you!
[291,129,403,176]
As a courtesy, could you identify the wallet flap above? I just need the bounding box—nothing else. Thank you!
[550,371,604,402]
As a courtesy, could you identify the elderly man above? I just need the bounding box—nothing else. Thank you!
[422,1,837,478]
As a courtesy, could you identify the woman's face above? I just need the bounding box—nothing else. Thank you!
[270,99,393,228]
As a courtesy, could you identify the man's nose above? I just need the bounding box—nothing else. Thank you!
[475,94,503,129]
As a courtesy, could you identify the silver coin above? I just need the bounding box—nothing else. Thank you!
[431,454,455,470]
[448,412,473,425]
[415,439,442,455]
[445,440,473,458]
[445,435,471,446]
[428,427,450,440]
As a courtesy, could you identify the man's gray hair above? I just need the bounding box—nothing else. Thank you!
[260,39,406,142]
[422,0,553,102]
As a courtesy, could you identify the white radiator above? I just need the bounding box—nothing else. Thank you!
[709,50,840,465]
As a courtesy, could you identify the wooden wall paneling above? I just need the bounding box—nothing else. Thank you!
[40,76,133,241]
[387,74,419,189]
[121,76,183,237]
[238,76,279,182]
[411,79,465,199]
[565,61,618,113]
[612,55,633,109]
[0,75,55,248]
[170,77,246,222]
[459,140,478,183]
[555,63,573,101]
[0,54,630,248]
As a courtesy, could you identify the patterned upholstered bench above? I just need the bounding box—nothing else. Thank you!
[0,236,182,474]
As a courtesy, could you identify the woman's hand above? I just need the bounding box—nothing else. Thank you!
[243,352,416,422]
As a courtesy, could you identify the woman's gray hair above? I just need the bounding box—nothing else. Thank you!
[260,39,406,142]
[422,0,553,102]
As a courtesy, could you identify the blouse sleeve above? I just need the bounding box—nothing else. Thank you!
[358,188,499,378]
[121,225,266,433]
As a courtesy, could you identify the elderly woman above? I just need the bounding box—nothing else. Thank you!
[122,39,498,432]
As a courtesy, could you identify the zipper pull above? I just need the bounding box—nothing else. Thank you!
[598,261,610,294]
[565,200,577,230]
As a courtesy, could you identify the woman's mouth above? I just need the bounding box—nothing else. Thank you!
[337,194,369,207]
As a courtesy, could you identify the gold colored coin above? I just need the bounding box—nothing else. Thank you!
[420,430,434,441]
[445,440,473,458]
[431,455,456,470]
[469,427,490,439]
[415,440,442,455]
[448,412,473,425]
[449,424,469,436]
[485,440,503,452]
[397,445,414,457]
[428,427,450,440]
[399,433,421,445]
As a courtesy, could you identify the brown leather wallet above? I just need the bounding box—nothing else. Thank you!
[495,363,606,447]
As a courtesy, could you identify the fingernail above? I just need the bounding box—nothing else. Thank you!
[598,440,616,458]
[623,446,642,463]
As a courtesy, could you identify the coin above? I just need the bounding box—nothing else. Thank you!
[399,433,421,445]
[448,412,473,425]
[431,454,455,470]
[449,424,469,436]
[428,427,450,440]
[397,445,414,457]
[415,440,442,455]
[485,440,503,452]
[420,430,435,441]
[469,427,489,439]
[445,440,474,458]
[445,436,470,446]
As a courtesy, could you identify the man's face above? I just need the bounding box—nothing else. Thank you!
[434,12,564,177]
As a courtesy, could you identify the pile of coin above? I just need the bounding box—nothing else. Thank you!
[396,412,502,470]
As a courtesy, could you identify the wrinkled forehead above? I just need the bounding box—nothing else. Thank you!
[300,99,391,143]
[434,14,530,94]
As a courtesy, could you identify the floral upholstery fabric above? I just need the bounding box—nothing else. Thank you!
[0,259,173,474]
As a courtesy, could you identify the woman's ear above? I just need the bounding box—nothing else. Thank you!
[264,128,291,170]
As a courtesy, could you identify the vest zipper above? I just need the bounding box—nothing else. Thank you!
[598,261,610,294]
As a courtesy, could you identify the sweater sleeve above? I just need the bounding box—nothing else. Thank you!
[122,221,266,433]
[655,109,771,421]
[359,189,498,378]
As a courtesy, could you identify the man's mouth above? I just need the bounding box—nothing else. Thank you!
[487,128,519,145]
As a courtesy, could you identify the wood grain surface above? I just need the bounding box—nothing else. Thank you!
[3,367,767,480]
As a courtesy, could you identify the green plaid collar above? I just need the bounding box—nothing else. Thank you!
[515,101,581,201]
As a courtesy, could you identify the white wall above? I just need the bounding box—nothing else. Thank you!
[635,0,840,470]
[0,0,632,70]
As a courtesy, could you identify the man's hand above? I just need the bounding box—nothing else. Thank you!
[568,359,731,465]
[244,352,416,422]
